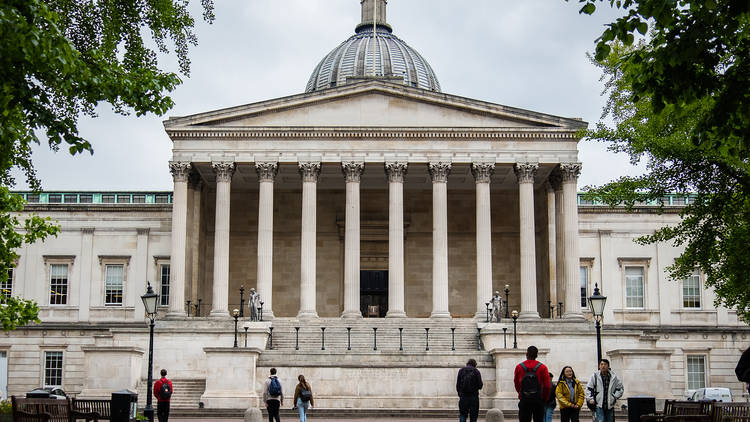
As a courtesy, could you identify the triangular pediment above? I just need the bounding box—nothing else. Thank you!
[164,80,587,132]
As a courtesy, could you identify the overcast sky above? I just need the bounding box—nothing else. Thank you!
[17,0,643,192]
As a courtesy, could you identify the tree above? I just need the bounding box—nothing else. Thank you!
[0,0,214,330]
[573,1,750,319]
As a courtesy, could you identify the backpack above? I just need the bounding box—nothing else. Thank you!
[159,380,172,400]
[520,362,543,401]
[459,368,477,395]
[300,387,312,402]
[269,377,282,396]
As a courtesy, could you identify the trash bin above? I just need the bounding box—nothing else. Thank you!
[26,389,51,398]
[628,396,656,422]
[111,389,138,422]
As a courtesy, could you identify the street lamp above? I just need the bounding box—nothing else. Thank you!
[588,283,607,363]
[511,310,519,349]
[504,285,511,318]
[232,309,240,348]
[141,282,159,422]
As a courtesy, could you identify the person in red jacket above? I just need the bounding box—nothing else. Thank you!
[153,368,173,422]
[514,346,551,422]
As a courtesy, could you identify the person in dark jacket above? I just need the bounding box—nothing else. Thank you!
[456,358,484,422]
[152,368,173,422]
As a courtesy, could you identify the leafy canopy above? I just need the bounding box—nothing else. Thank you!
[574,0,750,319]
[0,0,214,330]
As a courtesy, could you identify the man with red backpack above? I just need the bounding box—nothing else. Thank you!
[153,368,173,422]
[514,346,551,422]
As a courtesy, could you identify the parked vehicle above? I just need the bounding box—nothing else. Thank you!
[689,387,733,402]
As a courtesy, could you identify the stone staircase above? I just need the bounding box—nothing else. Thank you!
[137,378,205,410]
[264,317,483,353]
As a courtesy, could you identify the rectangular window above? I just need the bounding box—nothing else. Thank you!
[580,266,589,307]
[101,194,115,203]
[63,194,78,203]
[116,195,130,204]
[44,351,63,387]
[686,355,706,390]
[104,264,124,305]
[1,268,12,299]
[132,195,146,203]
[49,264,68,305]
[79,194,93,203]
[625,266,645,308]
[48,194,62,203]
[154,195,169,204]
[683,271,701,309]
[159,264,170,306]
[26,194,40,203]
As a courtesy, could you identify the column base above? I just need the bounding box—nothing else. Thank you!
[164,311,187,319]
[261,311,275,321]
[518,311,540,320]
[341,311,363,319]
[297,310,319,320]
[385,310,407,318]
[208,310,229,318]
[563,312,586,321]
[430,311,452,319]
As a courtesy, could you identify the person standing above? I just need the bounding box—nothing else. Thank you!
[456,358,484,422]
[544,371,557,422]
[152,368,173,422]
[263,368,284,422]
[514,346,551,422]
[556,366,585,422]
[292,374,314,422]
[585,359,624,422]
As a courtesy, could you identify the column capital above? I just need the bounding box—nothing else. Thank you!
[212,162,236,183]
[385,162,408,183]
[471,163,495,183]
[548,169,563,191]
[169,161,192,182]
[255,162,279,182]
[513,163,538,184]
[428,162,451,183]
[559,163,582,183]
[342,162,365,183]
[298,162,321,182]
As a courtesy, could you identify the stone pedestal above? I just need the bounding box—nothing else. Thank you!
[80,346,144,398]
[201,347,264,408]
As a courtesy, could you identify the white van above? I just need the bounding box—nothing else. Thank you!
[690,387,733,402]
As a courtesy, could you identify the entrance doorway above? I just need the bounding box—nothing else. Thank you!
[360,270,388,317]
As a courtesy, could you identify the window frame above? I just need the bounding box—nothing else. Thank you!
[682,270,702,310]
[686,354,707,390]
[42,350,64,388]
[618,258,651,310]
[580,258,595,308]
[1,267,13,299]
[43,256,75,306]
[153,256,170,308]
[98,256,130,307]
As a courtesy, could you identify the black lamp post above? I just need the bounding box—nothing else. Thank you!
[186,300,191,317]
[504,285,510,319]
[511,310,519,349]
[239,286,245,317]
[232,309,240,348]
[244,327,248,348]
[141,282,159,422]
[588,283,607,363]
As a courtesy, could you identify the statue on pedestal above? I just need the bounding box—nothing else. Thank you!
[249,288,261,321]
[490,291,503,322]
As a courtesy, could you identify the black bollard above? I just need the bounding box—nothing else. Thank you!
[321,327,326,351]
[425,328,430,351]
[269,326,274,350]
[477,327,482,351]
[259,302,264,321]
[295,327,300,351]
[451,327,456,351]
[347,327,352,351]
[196,299,202,317]
[373,327,377,351]
[485,302,490,323]
[186,300,191,317]
[239,286,245,317]
[244,327,248,348]
[503,327,507,349]
[398,327,404,351]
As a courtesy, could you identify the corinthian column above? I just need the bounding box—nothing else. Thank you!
[385,162,407,318]
[514,163,540,320]
[210,161,235,317]
[550,171,565,314]
[256,162,278,320]
[429,162,451,319]
[298,162,321,319]
[472,163,494,319]
[561,163,584,319]
[168,161,191,317]
[342,162,364,318]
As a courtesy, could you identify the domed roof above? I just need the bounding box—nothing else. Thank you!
[305,0,441,93]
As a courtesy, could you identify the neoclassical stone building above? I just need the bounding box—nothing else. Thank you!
[2,0,746,412]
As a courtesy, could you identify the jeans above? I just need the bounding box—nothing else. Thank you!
[545,405,555,422]
[157,401,170,422]
[296,397,308,422]
[561,407,580,422]
[595,407,615,422]
[266,400,280,422]
[519,399,545,422]
[458,394,480,422]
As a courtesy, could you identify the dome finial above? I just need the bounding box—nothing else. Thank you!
[357,0,391,33]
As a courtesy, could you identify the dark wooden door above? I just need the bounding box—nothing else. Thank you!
[360,270,388,317]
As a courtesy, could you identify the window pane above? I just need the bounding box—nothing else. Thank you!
[63,194,78,203]
[155,195,169,204]
[1,268,12,299]
[132,195,146,203]
[105,264,124,305]
[44,351,63,387]
[48,194,62,203]
[50,264,68,305]
[160,264,170,306]
[625,266,644,308]
[79,194,93,203]
[26,194,40,203]
[116,195,130,204]
[683,272,701,309]
[101,195,115,203]
[686,355,706,390]
[580,266,588,307]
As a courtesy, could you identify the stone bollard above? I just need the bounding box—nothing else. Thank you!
[487,408,504,422]
[244,407,262,422]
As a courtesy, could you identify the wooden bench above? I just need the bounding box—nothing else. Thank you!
[11,396,99,422]
[641,400,714,422]
[663,402,750,422]
[71,399,111,421]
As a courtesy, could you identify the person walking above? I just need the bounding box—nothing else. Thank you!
[456,358,484,422]
[544,371,557,422]
[556,366,585,422]
[292,374,314,422]
[514,346,551,422]
[152,368,173,422]
[263,368,284,422]
[585,359,624,422]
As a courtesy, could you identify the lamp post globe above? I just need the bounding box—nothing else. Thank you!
[587,283,607,363]
[140,282,159,422]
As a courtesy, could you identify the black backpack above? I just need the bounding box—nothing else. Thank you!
[159,380,172,400]
[520,362,543,401]
[300,388,312,402]
[460,368,477,395]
